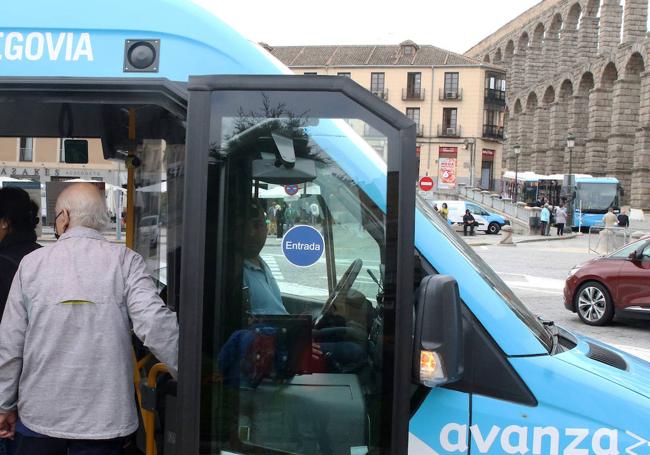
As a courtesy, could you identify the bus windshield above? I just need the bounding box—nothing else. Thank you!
[416,197,554,352]
[576,183,619,213]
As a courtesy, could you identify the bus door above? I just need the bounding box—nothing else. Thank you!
[176,76,417,454]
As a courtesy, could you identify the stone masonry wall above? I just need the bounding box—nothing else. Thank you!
[467,0,650,208]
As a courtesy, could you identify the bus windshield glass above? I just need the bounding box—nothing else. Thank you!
[416,197,554,352]
[576,183,619,213]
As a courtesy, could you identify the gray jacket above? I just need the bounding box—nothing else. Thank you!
[0,227,178,439]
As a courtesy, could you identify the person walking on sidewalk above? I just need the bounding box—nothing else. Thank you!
[0,183,179,455]
[540,204,551,236]
[555,204,567,236]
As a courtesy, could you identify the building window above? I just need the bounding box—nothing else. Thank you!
[444,73,459,99]
[440,108,459,137]
[19,137,33,162]
[337,72,351,78]
[370,72,386,99]
[483,109,504,139]
[485,72,506,105]
[405,72,422,99]
[406,108,422,136]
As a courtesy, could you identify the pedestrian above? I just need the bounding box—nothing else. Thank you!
[0,183,178,455]
[432,203,438,212]
[0,188,41,455]
[310,202,320,225]
[0,188,41,317]
[617,208,630,228]
[540,204,550,236]
[440,203,449,221]
[603,207,618,228]
[276,204,285,238]
[555,204,567,236]
[462,209,476,236]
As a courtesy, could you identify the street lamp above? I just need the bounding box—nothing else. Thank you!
[464,138,476,187]
[513,144,521,203]
[566,133,575,229]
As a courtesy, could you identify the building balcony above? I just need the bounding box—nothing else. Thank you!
[437,125,462,138]
[371,89,389,101]
[402,88,425,101]
[483,125,504,140]
[439,88,463,101]
[484,88,506,106]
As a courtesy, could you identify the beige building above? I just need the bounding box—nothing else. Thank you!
[0,137,121,184]
[266,41,507,190]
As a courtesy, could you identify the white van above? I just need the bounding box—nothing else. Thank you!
[434,200,509,234]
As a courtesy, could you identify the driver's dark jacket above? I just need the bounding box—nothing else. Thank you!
[0,230,40,317]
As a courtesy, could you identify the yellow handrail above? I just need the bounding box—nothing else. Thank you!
[142,363,170,455]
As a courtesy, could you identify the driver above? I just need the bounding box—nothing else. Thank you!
[240,200,364,371]
[242,201,287,315]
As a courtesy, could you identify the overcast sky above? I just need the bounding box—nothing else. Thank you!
[192,0,541,54]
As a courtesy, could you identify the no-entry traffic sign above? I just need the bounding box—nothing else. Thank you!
[419,177,434,192]
[284,184,299,196]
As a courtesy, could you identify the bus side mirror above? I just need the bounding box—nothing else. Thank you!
[413,275,463,388]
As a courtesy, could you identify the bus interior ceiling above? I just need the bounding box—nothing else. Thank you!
[0,87,188,312]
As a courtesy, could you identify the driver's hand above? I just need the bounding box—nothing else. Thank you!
[311,342,323,361]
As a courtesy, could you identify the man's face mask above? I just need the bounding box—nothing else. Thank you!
[54,211,64,240]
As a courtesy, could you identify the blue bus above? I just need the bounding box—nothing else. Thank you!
[574,177,622,229]
[1,1,649,454]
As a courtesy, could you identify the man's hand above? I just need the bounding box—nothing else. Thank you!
[0,411,17,439]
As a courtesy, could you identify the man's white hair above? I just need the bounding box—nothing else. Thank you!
[56,183,109,231]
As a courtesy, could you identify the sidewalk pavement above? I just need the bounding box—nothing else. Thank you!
[462,232,578,247]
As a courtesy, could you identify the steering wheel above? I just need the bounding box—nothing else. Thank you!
[314,258,363,328]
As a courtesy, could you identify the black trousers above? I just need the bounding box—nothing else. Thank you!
[13,433,123,455]
[463,224,475,236]
[556,223,565,236]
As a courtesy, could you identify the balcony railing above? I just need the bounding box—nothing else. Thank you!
[416,124,424,137]
[439,88,463,101]
[371,89,389,101]
[483,125,505,140]
[402,88,425,101]
[437,125,462,138]
[484,88,506,106]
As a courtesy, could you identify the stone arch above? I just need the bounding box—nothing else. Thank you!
[526,91,538,111]
[625,52,645,80]
[601,62,618,89]
[484,54,491,63]
[532,23,545,46]
[505,40,515,59]
[494,48,503,63]
[518,32,530,53]
[566,3,581,29]
[543,86,556,104]
[585,0,600,17]
[514,99,523,114]
[560,79,574,99]
[550,13,563,33]
[578,71,595,95]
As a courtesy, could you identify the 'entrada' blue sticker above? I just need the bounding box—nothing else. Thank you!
[281,225,324,267]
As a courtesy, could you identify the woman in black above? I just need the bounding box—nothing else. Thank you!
[0,187,41,317]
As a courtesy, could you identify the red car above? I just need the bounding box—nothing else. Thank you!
[564,237,650,325]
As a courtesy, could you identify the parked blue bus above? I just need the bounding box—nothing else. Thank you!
[1,1,649,454]
[503,172,622,229]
